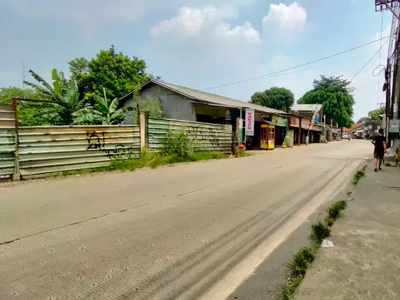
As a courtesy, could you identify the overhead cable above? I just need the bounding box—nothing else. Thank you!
[203,36,389,90]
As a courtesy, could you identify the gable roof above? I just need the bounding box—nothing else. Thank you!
[121,79,287,115]
[291,104,323,112]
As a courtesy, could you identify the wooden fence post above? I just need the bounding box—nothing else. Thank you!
[139,112,146,153]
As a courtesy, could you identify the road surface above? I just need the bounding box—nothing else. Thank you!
[0,140,371,300]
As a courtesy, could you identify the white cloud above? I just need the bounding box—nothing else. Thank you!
[150,5,260,44]
[262,2,307,40]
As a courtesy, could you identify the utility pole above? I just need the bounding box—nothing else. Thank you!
[376,0,400,149]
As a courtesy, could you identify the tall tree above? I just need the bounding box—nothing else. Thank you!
[24,69,85,125]
[298,75,355,128]
[69,45,151,102]
[250,87,294,112]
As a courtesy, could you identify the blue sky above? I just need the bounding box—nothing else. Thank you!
[0,0,392,121]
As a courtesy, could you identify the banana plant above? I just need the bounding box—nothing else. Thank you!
[24,69,85,124]
[73,89,133,125]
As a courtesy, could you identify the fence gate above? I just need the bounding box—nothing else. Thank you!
[0,104,17,180]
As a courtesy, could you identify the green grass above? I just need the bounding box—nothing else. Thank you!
[233,146,250,158]
[279,200,349,300]
[50,151,230,178]
[327,200,347,220]
[352,165,367,185]
[310,220,331,243]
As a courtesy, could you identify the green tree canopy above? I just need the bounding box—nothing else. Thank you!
[69,45,151,102]
[0,86,53,126]
[358,107,385,127]
[250,87,294,112]
[298,75,355,128]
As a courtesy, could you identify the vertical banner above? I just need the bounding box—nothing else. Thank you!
[245,108,254,136]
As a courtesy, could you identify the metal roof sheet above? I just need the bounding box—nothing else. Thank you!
[122,80,288,115]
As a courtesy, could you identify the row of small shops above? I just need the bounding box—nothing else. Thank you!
[241,108,325,151]
[119,79,326,151]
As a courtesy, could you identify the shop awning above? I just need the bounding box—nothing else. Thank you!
[311,124,323,132]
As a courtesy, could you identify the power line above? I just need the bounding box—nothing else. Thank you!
[268,51,381,78]
[350,38,389,82]
[203,36,389,90]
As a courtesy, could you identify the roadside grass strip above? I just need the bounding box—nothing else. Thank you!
[279,200,348,300]
[352,165,367,185]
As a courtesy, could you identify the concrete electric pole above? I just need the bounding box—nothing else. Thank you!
[375,0,400,153]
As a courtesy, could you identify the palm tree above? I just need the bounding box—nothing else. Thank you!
[24,69,85,124]
[73,89,133,125]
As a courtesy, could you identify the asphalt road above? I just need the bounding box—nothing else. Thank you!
[0,140,371,300]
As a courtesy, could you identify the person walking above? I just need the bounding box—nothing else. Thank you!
[371,128,387,172]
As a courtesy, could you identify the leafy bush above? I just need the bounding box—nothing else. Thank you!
[162,131,193,158]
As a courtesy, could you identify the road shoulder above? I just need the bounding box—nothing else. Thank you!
[295,166,400,300]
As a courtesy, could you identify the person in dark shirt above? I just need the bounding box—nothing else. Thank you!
[371,128,387,172]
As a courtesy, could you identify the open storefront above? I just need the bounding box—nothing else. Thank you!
[300,118,311,144]
[289,116,301,146]
[309,124,323,143]
[272,115,288,147]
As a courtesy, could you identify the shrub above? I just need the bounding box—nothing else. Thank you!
[162,131,193,158]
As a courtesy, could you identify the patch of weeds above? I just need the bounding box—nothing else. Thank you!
[279,200,348,299]
[287,246,316,277]
[280,275,302,300]
[352,165,367,185]
[188,152,228,161]
[311,220,331,244]
[49,166,111,178]
[324,216,335,227]
[234,146,249,158]
[327,200,347,220]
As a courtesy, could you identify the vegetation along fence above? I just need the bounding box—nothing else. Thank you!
[148,118,233,153]
[0,104,17,180]
[0,111,233,180]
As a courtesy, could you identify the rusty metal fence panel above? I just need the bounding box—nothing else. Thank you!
[148,118,232,152]
[18,125,140,178]
[0,104,16,179]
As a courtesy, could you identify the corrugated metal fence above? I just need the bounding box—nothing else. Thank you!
[18,126,140,178]
[0,114,233,180]
[0,104,16,180]
[148,118,232,153]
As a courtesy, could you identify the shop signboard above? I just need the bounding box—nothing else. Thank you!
[272,115,288,127]
[245,108,254,136]
[289,116,300,127]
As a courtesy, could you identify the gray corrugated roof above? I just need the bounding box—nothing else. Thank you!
[123,79,287,115]
[291,104,322,112]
